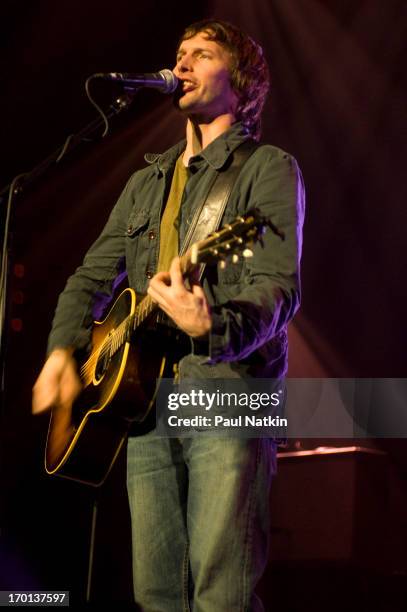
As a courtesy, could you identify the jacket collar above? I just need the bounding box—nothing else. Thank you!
[144,122,251,174]
[144,140,186,174]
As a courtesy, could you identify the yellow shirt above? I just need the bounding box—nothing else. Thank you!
[157,154,189,273]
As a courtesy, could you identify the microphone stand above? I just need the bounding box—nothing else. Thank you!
[0,90,138,604]
[0,92,135,410]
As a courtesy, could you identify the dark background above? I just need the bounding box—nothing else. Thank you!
[1,0,407,609]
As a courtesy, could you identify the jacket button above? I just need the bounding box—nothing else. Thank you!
[148,230,156,240]
[146,270,153,279]
[127,225,133,234]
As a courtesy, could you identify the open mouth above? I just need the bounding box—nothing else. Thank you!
[181,79,197,93]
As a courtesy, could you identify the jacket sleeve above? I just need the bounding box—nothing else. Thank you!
[46,178,134,355]
[196,148,305,363]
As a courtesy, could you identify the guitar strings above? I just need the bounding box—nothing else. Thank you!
[79,294,156,382]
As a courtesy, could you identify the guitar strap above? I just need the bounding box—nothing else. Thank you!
[178,138,259,281]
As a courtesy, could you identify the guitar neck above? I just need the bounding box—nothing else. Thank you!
[131,294,157,332]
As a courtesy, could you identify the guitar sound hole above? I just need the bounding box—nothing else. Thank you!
[95,349,110,382]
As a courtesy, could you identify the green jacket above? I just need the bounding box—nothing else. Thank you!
[48,122,305,378]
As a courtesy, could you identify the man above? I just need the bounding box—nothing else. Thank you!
[32,19,305,611]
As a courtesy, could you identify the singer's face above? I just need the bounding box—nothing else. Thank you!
[173,32,238,120]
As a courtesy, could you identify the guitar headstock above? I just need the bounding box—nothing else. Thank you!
[183,208,280,271]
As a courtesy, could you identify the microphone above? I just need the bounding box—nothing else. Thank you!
[92,69,178,94]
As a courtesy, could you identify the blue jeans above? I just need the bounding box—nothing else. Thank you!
[127,434,277,611]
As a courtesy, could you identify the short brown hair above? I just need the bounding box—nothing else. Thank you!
[178,19,270,141]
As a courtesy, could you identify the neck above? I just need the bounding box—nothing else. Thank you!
[182,113,235,166]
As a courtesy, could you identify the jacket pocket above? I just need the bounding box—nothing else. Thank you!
[126,211,150,237]
[125,211,152,292]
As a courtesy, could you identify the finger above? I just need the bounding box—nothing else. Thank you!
[147,285,171,310]
[150,271,171,287]
[32,394,53,414]
[32,375,58,414]
[192,284,206,299]
[60,369,82,404]
[169,257,185,289]
[147,291,173,319]
[147,279,168,301]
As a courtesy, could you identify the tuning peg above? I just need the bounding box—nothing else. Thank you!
[219,260,227,270]
[243,248,253,258]
[232,254,239,264]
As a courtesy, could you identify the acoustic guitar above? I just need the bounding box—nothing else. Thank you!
[45,210,270,486]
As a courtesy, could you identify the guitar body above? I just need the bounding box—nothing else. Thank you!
[45,288,167,486]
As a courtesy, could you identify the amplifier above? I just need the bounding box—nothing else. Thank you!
[269,446,388,568]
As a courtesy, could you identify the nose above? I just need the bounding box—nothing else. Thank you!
[174,54,193,76]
